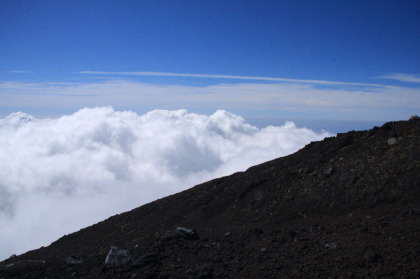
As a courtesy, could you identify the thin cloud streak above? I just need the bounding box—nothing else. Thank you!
[5,70,32,74]
[78,71,386,87]
[377,73,420,84]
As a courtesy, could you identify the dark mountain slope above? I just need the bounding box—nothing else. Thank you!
[1,118,419,278]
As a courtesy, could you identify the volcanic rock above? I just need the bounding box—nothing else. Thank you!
[104,246,133,265]
[65,254,84,265]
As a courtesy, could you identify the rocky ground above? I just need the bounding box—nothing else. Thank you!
[1,117,419,278]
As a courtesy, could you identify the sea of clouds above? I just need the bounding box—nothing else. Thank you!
[0,107,331,260]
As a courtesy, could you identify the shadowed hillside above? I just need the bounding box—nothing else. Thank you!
[1,117,419,278]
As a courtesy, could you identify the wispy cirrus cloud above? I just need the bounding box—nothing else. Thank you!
[377,73,420,84]
[78,71,385,87]
[5,70,32,74]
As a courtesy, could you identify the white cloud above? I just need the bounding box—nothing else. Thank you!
[377,73,420,84]
[0,107,330,260]
[5,70,32,74]
[78,71,385,87]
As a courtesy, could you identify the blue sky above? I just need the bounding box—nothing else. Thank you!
[1,0,419,129]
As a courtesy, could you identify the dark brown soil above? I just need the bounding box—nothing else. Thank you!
[1,118,419,278]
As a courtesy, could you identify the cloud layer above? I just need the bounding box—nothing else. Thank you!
[0,107,330,260]
[1,79,419,121]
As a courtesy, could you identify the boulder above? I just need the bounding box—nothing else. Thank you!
[105,246,134,265]
[158,227,200,243]
[66,254,84,265]
[387,138,398,145]
[324,242,337,249]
